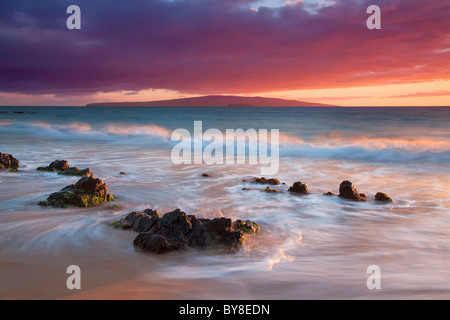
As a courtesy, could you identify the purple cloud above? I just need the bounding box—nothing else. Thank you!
[0,0,449,96]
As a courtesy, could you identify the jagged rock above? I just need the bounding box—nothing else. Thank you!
[112,210,160,231]
[37,160,69,172]
[38,175,114,208]
[119,209,260,254]
[0,153,19,170]
[338,180,365,201]
[288,181,309,195]
[375,192,393,202]
[253,177,280,185]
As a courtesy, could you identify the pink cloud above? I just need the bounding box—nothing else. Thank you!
[387,90,450,98]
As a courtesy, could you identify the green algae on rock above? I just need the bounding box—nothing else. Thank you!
[38,175,114,208]
[58,167,92,176]
[36,160,92,176]
[36,160,70,172]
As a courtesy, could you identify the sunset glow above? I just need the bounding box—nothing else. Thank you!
[0,0,449,106]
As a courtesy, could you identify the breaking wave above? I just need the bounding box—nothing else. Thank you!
[1,120,449,164]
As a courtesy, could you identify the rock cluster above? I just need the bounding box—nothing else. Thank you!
[113,209,260,253]
[253,177,280,185]
[37,160,92,176]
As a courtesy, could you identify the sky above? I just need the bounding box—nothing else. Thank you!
[0,0,449,106]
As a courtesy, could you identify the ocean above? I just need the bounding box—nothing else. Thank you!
[0,106,449,299]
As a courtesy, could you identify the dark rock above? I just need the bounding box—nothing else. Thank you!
[0,153,19,170]
[134,234,176,253]
[359,193,367,199]
[120,171,127,175]
[58,167,92,176]
[242,188,252,191]
[124,208,260,254]
[323,191,336,196]
[375,192,393,202]
[288,181,309,195]
[253,177,280,185]
[132,210,161,233]
[201,173,212,177]
[37,160,69,172]
[39,175,114,208]
[338,180,364,201]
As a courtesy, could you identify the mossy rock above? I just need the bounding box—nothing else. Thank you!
[39,175,113,208]
[111,220,128,229]
[234,220,260,234]
[57,167,92,176]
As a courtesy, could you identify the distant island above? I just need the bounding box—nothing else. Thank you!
[86,95,334,107]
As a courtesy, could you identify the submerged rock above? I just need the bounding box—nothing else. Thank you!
[0,153,19,170]
[253,177,280,185]
[375,192,393,202]
[58,167,92,176]
[117,208,260,254]
[338,180,365,201]
[39,175,114,208]
[201,173,212,177]
[264,186,281,193]
[288,181,309,195]
[323,191,336,196]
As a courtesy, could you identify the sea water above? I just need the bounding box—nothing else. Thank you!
[0,106,449,299]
